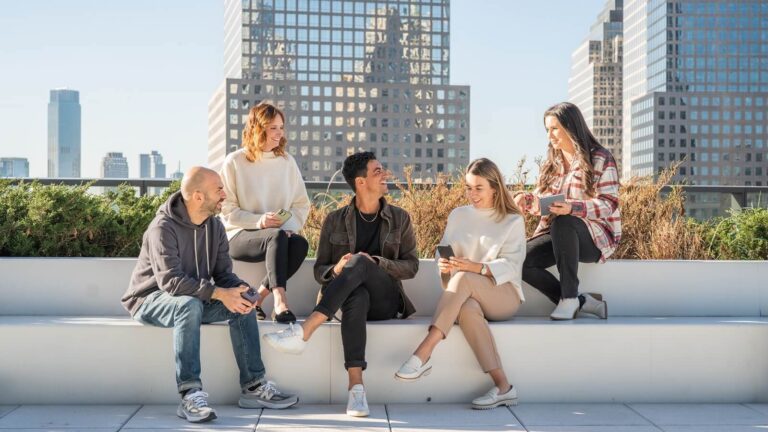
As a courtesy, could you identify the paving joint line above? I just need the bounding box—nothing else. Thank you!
[384,403,393,432]
[624,403,665,431]
[0,405,21,421]
[116,404,143,431]
[506,405,529,431]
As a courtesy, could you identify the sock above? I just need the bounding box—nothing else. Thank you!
[578,295,586,308]
[247,381,264,392]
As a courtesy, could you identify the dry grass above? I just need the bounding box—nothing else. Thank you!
[613,163,711,260]
[300,161,713,260]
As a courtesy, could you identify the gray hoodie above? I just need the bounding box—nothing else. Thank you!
[121,191,247,316]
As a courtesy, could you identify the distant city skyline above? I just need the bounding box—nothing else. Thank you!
[48,89,81,177]
[2,0,616,179]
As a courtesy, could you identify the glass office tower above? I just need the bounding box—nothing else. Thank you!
[569,0,624,173]
[209,0,470,181]
[623,0,768,190]
[47,89,81,178]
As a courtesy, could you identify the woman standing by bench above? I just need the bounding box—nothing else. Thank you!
[395,158,526,409]
[514,102,621,320]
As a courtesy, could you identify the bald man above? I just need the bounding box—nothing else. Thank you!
[122,167,298,423]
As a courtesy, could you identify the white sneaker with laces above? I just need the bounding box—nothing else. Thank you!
[471,386,518,409]
[176,390,217,423]
[262,322,306,354]
[550,297,580,320]
[580,293,608,319]
[394,355,432,381]
[346,384,370,417]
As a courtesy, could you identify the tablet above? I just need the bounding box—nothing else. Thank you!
[539,194,566,216]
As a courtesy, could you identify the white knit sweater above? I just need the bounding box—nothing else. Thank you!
[219,149,310,239]
[439,205,527,302]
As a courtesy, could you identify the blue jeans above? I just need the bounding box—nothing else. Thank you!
[134,290,266,394]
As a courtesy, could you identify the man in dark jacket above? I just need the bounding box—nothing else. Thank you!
[262,152,419,417]
[122,167,298,423]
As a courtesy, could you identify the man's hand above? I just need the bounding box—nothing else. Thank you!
[333,253,353,276]
[212,285,253,314]
[258,212,283,229]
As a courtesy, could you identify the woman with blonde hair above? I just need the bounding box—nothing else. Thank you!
[395,158,526,409]
[220,102,310,323]
[514,102,621,320]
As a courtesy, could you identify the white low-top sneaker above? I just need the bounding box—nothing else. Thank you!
[346,384,370,417]
[394,355,432,382]
[262,323,306,354]
[580,293,608,319]
[550,297,580,320]
[471,386,518,410]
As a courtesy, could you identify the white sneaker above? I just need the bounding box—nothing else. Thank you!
[346,384,369,417]
[550,298,580,320]
[580,293,608,319]
[176,390,217,423]
[262,322,306,354]
[394,355,432,382]
[471,386,518,410]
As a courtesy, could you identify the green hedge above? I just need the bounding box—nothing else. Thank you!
[0,180,766,260]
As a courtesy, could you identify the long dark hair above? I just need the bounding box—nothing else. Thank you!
[537,102,604,196]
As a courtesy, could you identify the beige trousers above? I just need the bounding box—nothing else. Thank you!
[431,272,521,372]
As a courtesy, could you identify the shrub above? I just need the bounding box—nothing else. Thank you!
[703,208,768,260]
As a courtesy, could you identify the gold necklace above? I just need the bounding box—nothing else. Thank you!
[358,208,379,223]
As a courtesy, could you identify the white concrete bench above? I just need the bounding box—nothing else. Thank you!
[1,258,767,405]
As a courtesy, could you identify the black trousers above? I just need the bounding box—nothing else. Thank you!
[522,215,602,304]
[229,228,309,290]
[315,254,400,370]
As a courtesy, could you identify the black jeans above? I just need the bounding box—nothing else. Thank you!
[315,254,400,370]
[522,215,602,304]
[229,228,309,290]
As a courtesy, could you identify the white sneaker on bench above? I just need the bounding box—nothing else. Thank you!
[262,323,306,354]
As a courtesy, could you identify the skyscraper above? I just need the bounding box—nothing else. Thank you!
[209,0,470,181]
[100,152,129,179]
[47,89,81,178]
[622,0,768,187]
[139,150,167,179]
[569,0,624,172]
[0,158,30,178]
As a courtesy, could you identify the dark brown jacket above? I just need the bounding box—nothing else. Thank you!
[314,196,419,318]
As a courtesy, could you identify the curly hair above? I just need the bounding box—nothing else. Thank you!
[342,151,377,192]
[537,102,603,197]
[242,102,287,162]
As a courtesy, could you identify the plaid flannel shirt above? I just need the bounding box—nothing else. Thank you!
[520,146,621,262]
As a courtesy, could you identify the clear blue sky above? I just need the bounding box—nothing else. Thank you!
[0,0,606,178]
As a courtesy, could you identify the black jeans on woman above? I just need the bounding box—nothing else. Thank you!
[522,215,602,304]
[229,228,309,290]
[314,254,401,370]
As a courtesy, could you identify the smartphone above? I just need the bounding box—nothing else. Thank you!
[436,245,455,259]
[275,209,292,224]
[539,194,566,216]
[241,288,260,304]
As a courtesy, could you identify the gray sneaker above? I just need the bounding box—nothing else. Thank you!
[176,390,217,423]
[239,380,299,409]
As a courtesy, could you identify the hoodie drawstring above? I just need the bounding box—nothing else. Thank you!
[194,230,200,279]
[205,225,211,278]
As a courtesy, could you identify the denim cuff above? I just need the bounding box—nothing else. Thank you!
[344,360,367,371]
[178,380,203,394]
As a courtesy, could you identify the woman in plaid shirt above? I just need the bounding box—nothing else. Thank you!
[513,102,621,320]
